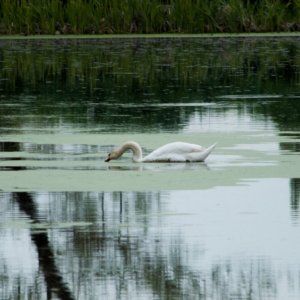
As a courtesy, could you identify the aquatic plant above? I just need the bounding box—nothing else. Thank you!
[0,0,299,34]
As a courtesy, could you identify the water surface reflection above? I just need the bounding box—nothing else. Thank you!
[1,187,300,299]
[1,37,300,299]
[1,38,300,134]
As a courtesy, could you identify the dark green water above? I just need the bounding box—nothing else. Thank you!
[0,37,300,299]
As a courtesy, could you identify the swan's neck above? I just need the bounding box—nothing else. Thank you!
[119,141,143,162]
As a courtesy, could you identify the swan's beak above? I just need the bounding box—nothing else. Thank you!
[105,154,111,162]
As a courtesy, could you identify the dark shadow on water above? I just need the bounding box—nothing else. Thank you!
[280,142,300,153]
[0,166,27,171]
[0,142,20,152]
[279,133,300,139]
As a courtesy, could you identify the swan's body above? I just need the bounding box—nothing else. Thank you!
[105,141,216,163]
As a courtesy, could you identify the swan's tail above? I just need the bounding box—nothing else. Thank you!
[200,142,217,161]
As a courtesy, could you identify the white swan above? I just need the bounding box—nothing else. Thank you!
[105,141,217,163]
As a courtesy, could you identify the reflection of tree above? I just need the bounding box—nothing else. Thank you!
[13,192,74,300]
[33,192,281,299]
[209,260,277,299]
[41,191,202,298]
[267,99,300,131]
[1,38,298,96]
[1,38,300,133]
[290,178,300,218]
[0,190,294,299]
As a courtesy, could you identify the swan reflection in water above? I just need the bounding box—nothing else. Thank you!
[107,162,210,172]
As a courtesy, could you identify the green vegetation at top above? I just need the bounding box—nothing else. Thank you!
[0,0,299,35]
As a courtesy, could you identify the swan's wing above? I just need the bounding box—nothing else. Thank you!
[143,153,186,162]
[146,142,203,157]
[143,142,216,162]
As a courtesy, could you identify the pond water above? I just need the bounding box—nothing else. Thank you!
[0,37,300,299]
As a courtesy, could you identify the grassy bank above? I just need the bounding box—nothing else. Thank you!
[0,0,300,35]
[1,32,300,41]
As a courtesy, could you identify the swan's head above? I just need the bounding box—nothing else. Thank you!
[105,142,142,162]
[104,150,119,162]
